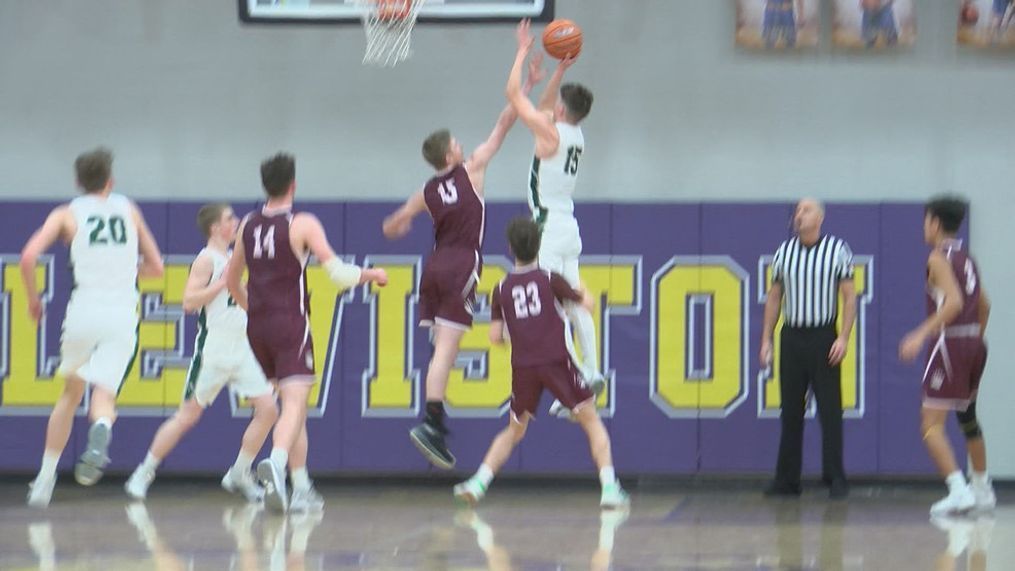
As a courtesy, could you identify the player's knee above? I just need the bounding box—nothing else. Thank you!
[957,410,983,440]
[252,398,279,422]
[62,377,87,400]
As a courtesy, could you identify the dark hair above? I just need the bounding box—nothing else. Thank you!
[506,217,542,264]
[925,195,968,234]
[196,203,230,238]
[260,153,295,198]
[75,147,113,193]
[422,129,451,170]
[560,83,593,123]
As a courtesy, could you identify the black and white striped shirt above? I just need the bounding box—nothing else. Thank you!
[771,235,853,328]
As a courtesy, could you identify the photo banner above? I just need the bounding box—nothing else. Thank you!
[833,0,916,49]
[736,0,821,49]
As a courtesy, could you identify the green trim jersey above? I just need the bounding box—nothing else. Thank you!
[528,122,584,225]
[68,193,139,304]
[199,248,247,337]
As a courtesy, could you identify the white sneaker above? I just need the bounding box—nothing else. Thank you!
[289,486,325,512]
[453,477,487,505]
[548,400,576,421]
[74,422,111,486]
[930,485,976,516]
[600,482,630,509]
[27,476,56,508]
[125,466,155,500]
[971,480,996,511]
[222,468,264,503]
[256,459,288,513]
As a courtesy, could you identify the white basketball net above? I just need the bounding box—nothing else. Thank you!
[359,0,426,67]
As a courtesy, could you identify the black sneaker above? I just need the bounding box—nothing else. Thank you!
[763,481,802,497]
[409,423,456,469]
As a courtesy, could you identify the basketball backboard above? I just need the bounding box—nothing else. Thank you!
[239,0,554,23]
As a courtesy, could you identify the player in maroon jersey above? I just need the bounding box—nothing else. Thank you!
[453,218,628,508]
[226,153,388,513]
[900,196,995,516]
[382,52,546,469]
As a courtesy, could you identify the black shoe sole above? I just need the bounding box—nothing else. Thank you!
[409,429,456,470]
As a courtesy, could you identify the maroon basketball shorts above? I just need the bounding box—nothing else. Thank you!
[510,360,595,420]
[922,326,986,412]
[247,313,316,383]
[419,249,480,331]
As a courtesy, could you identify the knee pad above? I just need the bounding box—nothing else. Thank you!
[957,408,983,440]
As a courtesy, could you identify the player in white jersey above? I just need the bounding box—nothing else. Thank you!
[20,148,164,507]
[506,20,603,418]
[124,203,277,502]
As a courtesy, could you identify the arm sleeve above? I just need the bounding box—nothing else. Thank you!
[491,283,504,321]
[837,241,855,280]
[549,272,583,303]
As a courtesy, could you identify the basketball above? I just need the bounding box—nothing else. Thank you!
[377,0,411,21]
[961,3,979,25]
[542,19,583,60]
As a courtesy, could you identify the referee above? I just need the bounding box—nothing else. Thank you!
[761,199,857,500]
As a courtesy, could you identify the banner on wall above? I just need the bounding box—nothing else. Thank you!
[833,0,916,48]
[736,0,821,49]
[0,201,965,476]
[958,0,1015,47]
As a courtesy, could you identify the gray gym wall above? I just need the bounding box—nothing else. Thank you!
[2,1,1013,475]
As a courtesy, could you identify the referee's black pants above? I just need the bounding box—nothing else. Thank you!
[774,324,846,488]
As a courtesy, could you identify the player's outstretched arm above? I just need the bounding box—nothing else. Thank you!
[899,251,964,361]
[19,206,72,321]
[182,253,225,313]
[382,190,427,240]
[506,19,559,158]
[469,51,546,178]
[225,218,249,311]
[131,202,165,279]
[296,213,388,288]
[536,54,574,113]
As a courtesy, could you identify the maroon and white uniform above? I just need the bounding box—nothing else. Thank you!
[922,240,987,411]
[419,163,485,330]
[490,265,594,419]
[242,206,315,382]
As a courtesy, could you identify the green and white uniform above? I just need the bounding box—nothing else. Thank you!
[184,248,271,407]
[58,193,140,393]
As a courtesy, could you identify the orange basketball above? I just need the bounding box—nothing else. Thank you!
[542,19,583,60]
[376,0,411,21]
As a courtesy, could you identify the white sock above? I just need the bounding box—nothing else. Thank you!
[946,470,966,492]
[971,471,990,486]
[567,304,600,375]
[475,464,494,487]
[38,452,60,481]
[270,448,288,469]
[599,466,616,488]
[95,417,112,429]
[233,451,254,473]
[291,467,311,492]
[140,452,160,473]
